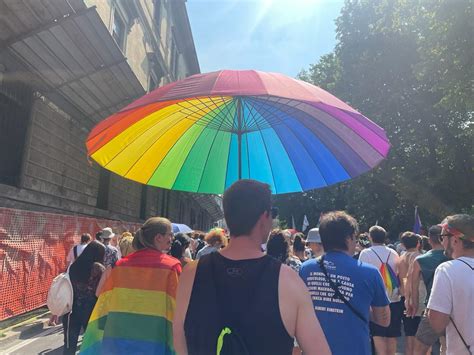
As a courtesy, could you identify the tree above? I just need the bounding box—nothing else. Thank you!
[276,0,473,237]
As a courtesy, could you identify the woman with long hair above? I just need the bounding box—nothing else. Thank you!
[63,240,105,354]
[266,229,302,272]
[170,233,193,266]
[81,217,182,354]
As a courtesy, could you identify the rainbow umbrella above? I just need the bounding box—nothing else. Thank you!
[86,70,390,194]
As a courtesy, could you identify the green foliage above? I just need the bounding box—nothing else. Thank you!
[278,0,473,238]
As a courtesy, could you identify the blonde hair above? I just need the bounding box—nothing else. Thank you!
[119,234,135,257]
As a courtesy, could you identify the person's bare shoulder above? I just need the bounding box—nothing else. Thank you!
[279,264,309,302]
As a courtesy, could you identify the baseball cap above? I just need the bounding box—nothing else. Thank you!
[101,227,115,239]
[307,228,321,243]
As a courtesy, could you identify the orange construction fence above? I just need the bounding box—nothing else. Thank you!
[0,207,141,321]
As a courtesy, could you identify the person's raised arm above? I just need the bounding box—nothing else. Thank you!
[173,261,198,355]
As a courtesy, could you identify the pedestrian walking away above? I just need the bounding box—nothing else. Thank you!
[173,179,330,355]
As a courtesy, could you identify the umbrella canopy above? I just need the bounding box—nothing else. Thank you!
[172,223,193,234]
[87,70,390,194]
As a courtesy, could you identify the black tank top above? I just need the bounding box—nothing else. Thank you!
[184,252,294,355]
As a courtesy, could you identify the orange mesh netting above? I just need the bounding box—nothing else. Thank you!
[0,207,141,321]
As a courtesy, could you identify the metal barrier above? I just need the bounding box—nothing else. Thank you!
[0,207,141,321]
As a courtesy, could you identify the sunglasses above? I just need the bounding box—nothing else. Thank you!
[439,233,453,242]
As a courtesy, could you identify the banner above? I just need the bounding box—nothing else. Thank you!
[0,207,141,321]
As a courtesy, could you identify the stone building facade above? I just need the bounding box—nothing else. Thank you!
[0,0,222,229]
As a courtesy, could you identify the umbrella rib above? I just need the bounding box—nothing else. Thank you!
[196,99,232,193]
[207,96,235,130]
[249,96,330,187]
[242,98,278,193]
[169,98,235,191]
[118,98,229,180]
[248,97,305,191]
[102,98,225,172]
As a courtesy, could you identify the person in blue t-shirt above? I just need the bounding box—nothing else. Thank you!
[299,211,391,355]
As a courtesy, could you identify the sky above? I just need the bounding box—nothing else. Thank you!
[186,0,345,78]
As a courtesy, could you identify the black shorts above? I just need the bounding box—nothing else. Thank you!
[403,315,421,336]
[370,300,403,338]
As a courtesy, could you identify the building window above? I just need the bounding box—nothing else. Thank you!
[0,82,33,187]
[140,185,148,220]
[96,169,110,210]
[112,9,126,50]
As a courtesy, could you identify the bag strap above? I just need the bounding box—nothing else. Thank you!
[73,245,78,259]
[450,317,472,354]
[371,249,384,264]
[318,256,368,323]
[457,258,474,271]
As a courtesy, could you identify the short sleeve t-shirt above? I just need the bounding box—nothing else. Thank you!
[359,245,401,302]
[427,257,474,355]
[299,251,389,355]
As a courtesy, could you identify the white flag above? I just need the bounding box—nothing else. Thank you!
[291,215,296,229]
[302,215,309,232]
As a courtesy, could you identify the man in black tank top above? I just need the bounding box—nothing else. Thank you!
[173,180,330,355]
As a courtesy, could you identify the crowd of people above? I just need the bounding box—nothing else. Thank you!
[56,179,473,355]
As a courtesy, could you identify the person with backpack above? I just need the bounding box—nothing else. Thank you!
[173,179,330,355]
[62,240,105,354]
[299,211,390,354]
[66,233,92,266]
[359,225,402,355]
[405,225,449,354]
[427,214,474,355]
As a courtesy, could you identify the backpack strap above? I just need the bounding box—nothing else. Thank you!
[318,256,368,324]
[450,317,472,354]
[371,249,384,264]
[73,245,78,260]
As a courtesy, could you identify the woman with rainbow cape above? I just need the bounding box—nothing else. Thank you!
[80,217,182,354]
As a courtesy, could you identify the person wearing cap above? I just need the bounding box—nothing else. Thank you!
[299,211,390,355]
[101,227,119,268]
[306,227,325,259]
[405,225,449,354]
[427,214,474,355]
[173,179,330,355]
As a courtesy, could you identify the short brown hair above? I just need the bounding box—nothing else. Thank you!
[81,233,92,244]
[223,179,271,237]
[369,225,387,244]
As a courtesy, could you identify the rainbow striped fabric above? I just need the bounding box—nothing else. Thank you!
[80,248,181,354]
[86,70,390,195]
[379,260,400,295]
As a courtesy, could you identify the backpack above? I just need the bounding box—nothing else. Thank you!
[216,327,250,355]
[47,267,74,316]
[372,249,400,295]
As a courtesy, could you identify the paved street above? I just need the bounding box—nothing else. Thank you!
[0,324,77,355]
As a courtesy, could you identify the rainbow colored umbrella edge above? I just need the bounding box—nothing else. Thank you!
[86,70,390,194]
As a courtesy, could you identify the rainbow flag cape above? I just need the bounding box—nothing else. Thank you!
[80,248,182,354]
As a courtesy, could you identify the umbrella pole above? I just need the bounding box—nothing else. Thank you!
[237,97,242,180]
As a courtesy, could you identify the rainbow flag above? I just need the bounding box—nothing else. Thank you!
[379,262,400,295]
[80,248,181,354]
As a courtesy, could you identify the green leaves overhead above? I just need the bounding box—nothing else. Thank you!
[278,0,473,236]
